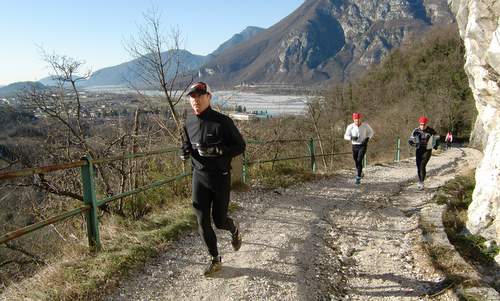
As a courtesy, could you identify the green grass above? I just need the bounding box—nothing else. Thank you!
[1,200,197,301]
[436,175,475,208]
[3,177,245,301]
[435,172,498,266]
[249,162,317,189]
[448,233,499,266]
[427,171,499,294]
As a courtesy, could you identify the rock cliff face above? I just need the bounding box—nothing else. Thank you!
[199,0,454,85]
[448,0,500,257]
[209,26,265,57]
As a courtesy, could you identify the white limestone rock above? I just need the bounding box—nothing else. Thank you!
[448,0,500,254]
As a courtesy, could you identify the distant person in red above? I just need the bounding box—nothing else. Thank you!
[445,131,453,149]
[408,116,440,190]
[344,113,374,185]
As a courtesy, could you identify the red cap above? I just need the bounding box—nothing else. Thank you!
[418,116,429,124]
[352,113,361,119]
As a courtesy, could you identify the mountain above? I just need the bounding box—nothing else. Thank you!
[35,26,267,89]
[81,26,265,88]
[38,75,88,87]
[0,81,47,97]
[210,26,265,57]
[196,0,455,86]
[37,77,57,87]
[83,49,206,88]
[39,50,207,88]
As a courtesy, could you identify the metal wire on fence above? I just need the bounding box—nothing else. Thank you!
[0,137,403,251]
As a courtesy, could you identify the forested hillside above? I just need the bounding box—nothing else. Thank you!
[322,25,474,142]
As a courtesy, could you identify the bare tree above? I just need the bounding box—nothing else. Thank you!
[32,50,93,155]
[14,51,137,209]
[125,8,192,143]
[306,98,328,169]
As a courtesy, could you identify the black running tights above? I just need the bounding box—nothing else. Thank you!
[416,148,432,182]
[352,144,367,177]
[192,171,236,258]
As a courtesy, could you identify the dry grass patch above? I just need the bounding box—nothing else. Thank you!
[1,199,196,301]
[249,162,317,189]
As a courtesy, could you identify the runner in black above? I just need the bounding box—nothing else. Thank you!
[408,116,439,190]
[181,82,246,276]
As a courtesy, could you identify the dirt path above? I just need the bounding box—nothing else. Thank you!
[106,147,481,301]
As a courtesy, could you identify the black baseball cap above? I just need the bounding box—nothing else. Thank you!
[187,82,212,96]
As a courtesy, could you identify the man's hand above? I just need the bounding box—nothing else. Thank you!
[433,136,441,150]
[362,137,370,145]
[180,149,191,161]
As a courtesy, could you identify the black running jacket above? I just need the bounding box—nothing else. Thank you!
[182,107,246,173]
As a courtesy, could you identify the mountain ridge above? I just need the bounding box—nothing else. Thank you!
[0,81,47,97]
[6,1,455,91]
[35,26,266,89]
[210,26,265,58]
[196,0,455,86]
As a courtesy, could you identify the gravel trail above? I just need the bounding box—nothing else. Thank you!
[107,147,481,301]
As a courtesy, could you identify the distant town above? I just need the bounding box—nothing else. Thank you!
[1,88,306,126]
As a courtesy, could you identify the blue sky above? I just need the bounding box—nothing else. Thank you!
[0,0,304,85]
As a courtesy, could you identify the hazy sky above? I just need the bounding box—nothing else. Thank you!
[0,0,304,85]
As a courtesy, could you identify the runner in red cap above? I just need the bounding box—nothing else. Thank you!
[344,112,374,185]
[408,116,440,190]
[418,116,429,124]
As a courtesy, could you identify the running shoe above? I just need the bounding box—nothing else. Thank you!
[231,225,242,251]
[203,256,222,276]
[418,182,424,190]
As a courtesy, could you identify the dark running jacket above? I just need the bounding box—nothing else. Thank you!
[409,126,438,150]
[182,107,246,174]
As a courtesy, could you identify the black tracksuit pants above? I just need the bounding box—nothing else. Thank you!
[192,171,236,258]
[352,144,367,177]
[416,148,432,182]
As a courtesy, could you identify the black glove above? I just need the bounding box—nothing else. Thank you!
[408,137,418,147]
[351,136,359,142]
[362,137,370,145]
[434,137,441,149]
[180,149,191,161]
